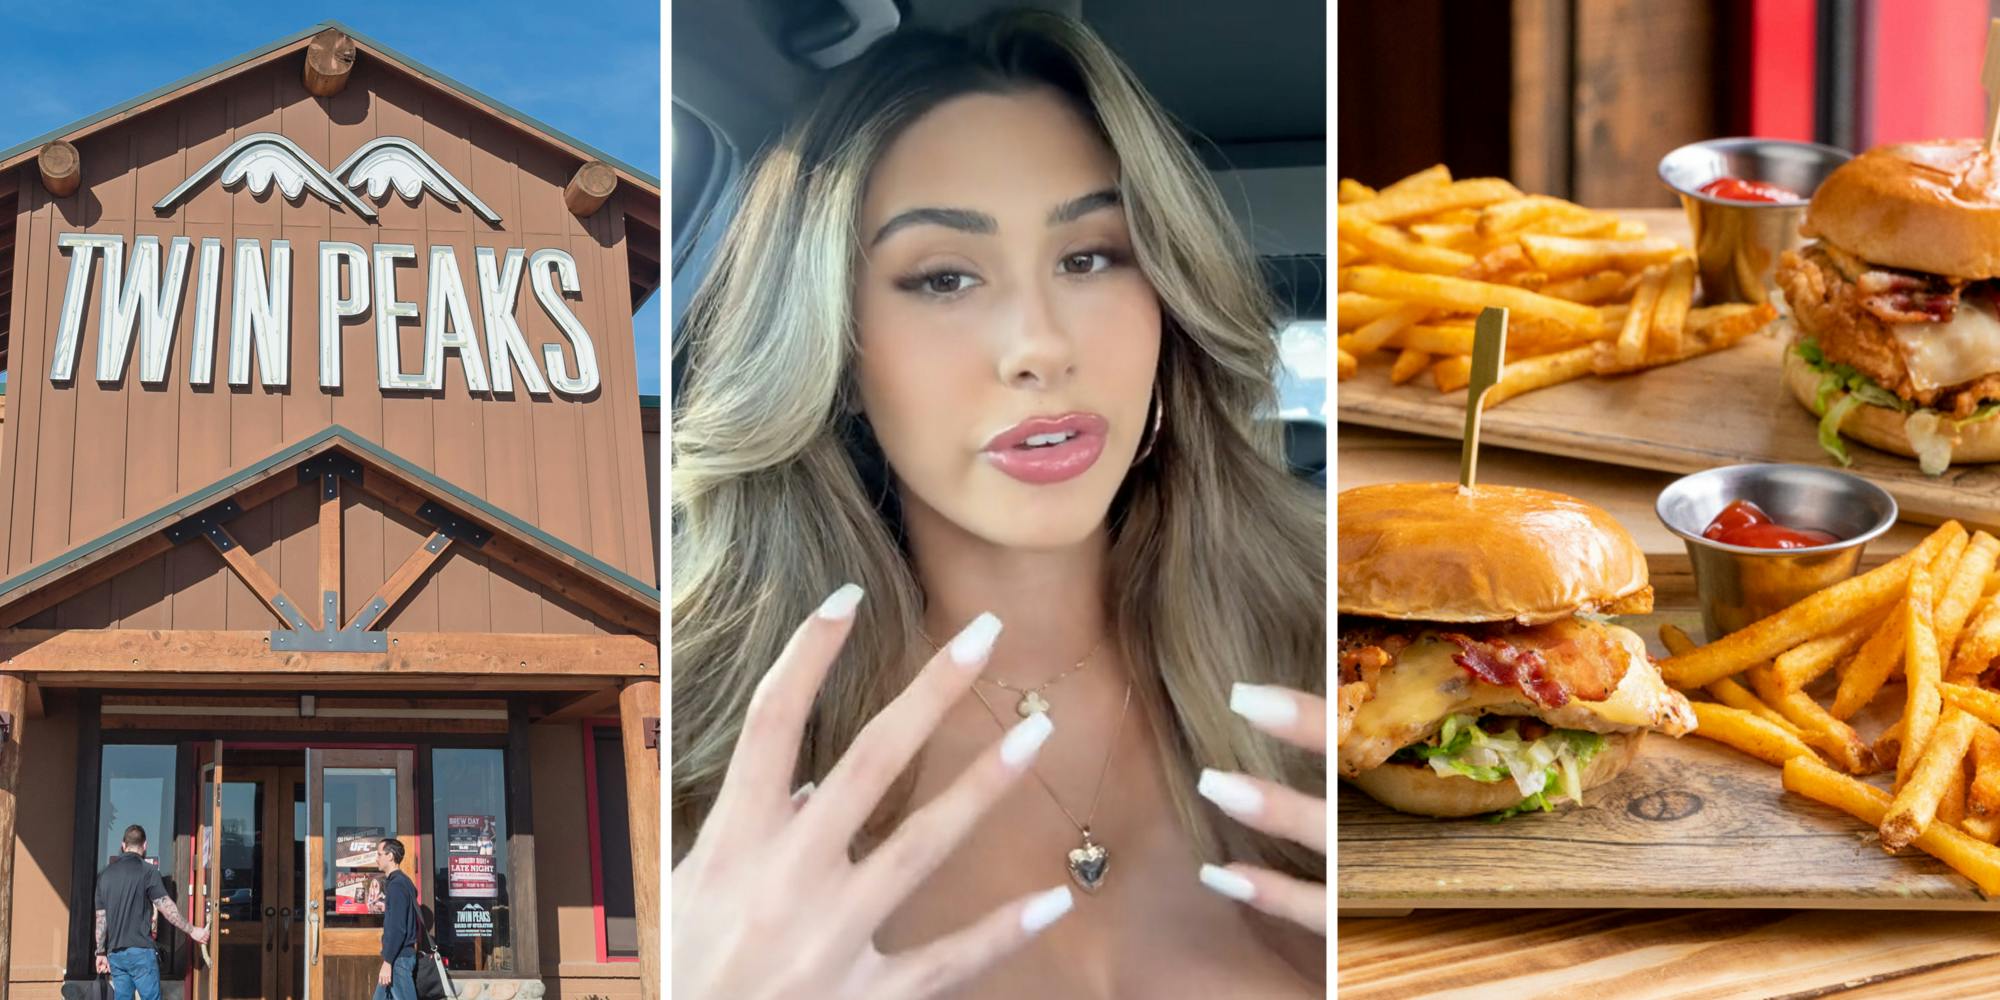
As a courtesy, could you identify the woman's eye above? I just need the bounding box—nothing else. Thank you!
[927,272,969,294]
[1060,251,1113,275]
[897,269,982,296]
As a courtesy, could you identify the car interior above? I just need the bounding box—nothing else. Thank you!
[671,0,1326,485]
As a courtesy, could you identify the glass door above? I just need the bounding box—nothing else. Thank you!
[304,749,416,1000]
[192,741,223,1000]
[190,751,307,1000]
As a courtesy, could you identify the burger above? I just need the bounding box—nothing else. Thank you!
[1336,482,1696,818]
[1776,139,2000,475]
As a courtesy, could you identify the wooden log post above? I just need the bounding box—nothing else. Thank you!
[0,672,26,1000]
[303,28,357,97]
[564,161,617,218]
[37,141,78,198]
[618,680,660,1000]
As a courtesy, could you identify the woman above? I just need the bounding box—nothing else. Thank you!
[671,10,1326,997]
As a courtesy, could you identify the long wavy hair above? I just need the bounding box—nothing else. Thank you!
[671,10,1325,881]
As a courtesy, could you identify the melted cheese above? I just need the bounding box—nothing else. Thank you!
[1341,623,1676,774]
[1893,295,2000,392]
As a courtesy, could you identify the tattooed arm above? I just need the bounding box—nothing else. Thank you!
[94,909,106,955]
[153,896,208,941]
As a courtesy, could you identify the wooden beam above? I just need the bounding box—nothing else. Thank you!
[348,530,450,629]
[303,27,356,97]
[319,473,342,624]
[37,140,79,198]
[620,680,661,1000]
[506,703,541,978]
[103,713,506,734]
[564,160,617,217]
[40,672,618,693]
[537,685,621,723]
[348,470,657,634]
[21,681,39,720]
[0,629,658,676]
[0,672,25,998]
[206,524,306,629]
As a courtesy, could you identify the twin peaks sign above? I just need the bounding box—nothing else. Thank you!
[49,132,601,397]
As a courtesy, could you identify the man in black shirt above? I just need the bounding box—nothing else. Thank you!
[374,837,419,1000]
[94,825,208,1000]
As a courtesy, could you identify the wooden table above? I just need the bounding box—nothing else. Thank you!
[1335,211,2000,997]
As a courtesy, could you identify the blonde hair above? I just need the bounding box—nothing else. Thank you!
[672,10,1324,880]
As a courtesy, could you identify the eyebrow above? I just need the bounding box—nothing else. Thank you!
[868,187,1123,247]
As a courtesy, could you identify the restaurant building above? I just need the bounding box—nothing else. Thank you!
[0,22,662,1000]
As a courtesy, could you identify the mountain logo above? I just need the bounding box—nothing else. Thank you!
[152,131,501,224]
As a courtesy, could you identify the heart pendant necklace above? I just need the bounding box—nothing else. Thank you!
[971,675,1133,894]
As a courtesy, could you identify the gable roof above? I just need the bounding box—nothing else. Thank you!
[0,425,660,635]
[0,19,659,196]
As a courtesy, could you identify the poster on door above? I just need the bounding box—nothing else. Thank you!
[334,826,387,915]
[451,901,494,939]
[448,856,497,898]
[447,814,496,856]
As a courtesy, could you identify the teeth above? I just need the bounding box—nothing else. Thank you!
[1022,431,1076,448]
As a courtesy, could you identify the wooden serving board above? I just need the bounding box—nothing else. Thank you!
[1337,606,2000,913]
[1336,207,2000,528]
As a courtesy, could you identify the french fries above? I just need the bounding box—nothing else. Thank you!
[1902,561,1947,785]
[1337,164,1773,405]
[1882,708,1982,850]
[1388,347,1431,385]
[1831,610,1907,720]
[1337,348,1357,381]
[1972,725,2000,817]
[1659,523,1960,689]
[1751,665,1873,774]
[1950,590,2000,679]
[1772,610,1884,692]
[1783,755,2000,895]
[1690,701,1817,766]
[1941,681,2000,730]
[1431,355,1471,393]
[1342,267,1603,331]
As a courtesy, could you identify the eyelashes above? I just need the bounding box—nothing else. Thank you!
[893,246,1133,300]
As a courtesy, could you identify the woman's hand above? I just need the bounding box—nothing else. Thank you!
[672,584,1077,999]
[1193,683,1327,934]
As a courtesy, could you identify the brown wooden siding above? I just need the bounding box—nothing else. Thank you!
[0,56,655,633]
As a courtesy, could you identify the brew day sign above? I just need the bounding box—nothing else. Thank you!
[49,131,600,397]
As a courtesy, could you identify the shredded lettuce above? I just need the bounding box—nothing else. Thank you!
[1796,338,1939,470]
[1391,714,1607,820]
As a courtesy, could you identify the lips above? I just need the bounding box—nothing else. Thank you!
[982,412,1109,485]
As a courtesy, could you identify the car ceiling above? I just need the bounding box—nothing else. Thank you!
[672,0,1326,166]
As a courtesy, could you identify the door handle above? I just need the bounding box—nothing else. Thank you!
[280,907,293,953]
[306,899,320,967]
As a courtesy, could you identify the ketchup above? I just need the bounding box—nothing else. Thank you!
[1697,177,1806,203]
[1702,499,1839,549]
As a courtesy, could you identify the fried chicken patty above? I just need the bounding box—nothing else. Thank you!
[1777,245,2000,417]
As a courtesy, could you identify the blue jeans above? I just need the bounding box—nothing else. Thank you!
[106,947,160,1000]
[372,952,417,1000]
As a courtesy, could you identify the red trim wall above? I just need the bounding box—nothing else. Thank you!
[1749,0,1816,141]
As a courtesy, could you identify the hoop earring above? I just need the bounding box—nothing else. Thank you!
[1132,388,1164,466]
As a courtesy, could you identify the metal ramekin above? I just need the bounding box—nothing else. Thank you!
[1657,138,1852,305]
[1656,464,1898,639]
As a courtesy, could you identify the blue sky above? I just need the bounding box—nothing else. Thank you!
[0,1,663,395]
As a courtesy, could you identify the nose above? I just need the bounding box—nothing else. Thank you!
[996,281,1077,390]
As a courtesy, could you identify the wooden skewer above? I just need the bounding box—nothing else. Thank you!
[1985,18,2000,155]
[1459,306,1509,489]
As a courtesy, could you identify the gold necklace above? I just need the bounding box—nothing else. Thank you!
[970,678,1132,893]
[921,630,1103,718]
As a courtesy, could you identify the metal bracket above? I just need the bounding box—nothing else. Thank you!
[415,502,491,548]
[269,593,313,631]
[297,453,363,487]
[644,716,660,750]
[269,628,387,653]
[271,588,388,651]
[0,710,12,741]
[163,499,244,545]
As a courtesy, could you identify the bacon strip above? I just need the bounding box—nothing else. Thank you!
[1442,633,1569,707]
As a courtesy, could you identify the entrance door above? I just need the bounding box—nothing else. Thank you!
[305,749,417,1000]
[191,752,308,1000]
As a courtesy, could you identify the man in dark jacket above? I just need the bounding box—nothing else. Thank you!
[94,825,209,1000]
[374,837,419,1000]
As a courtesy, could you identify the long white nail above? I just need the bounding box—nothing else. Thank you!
[949,612,1003,667]
[1020,885,1074,934]
[1199,864,1256,902]
[1230,683,1297,728]
[1197,769,1263,817]
[1000,712,1054,769]
[817,584,864,620]
[790,781,816,805]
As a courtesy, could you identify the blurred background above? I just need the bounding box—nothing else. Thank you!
[1339,0,1999,205]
